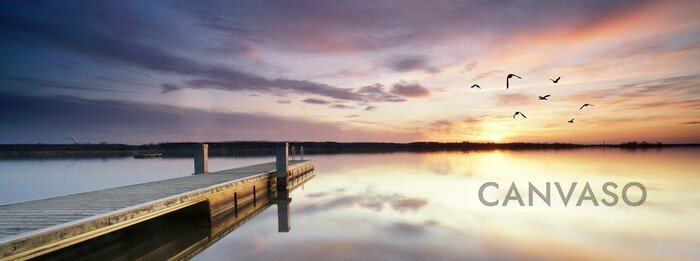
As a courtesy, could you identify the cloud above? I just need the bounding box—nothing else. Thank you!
[390,82,430,98]
[473,69,504,81]
[423,116,487,135]
[184,1,646,53]
[386,55,438,73]
[496,93,532,106]
[386,221,426,235]
[302,98,330,105]
[0,5,420,104]
[389,198,428,212]
[2,0,696,144]
[563,74,700,108]
[306,192,329,198]
[433,120,451,127]
[295,195,370,214]
[617,74,700,98]
[306,188,345,198]
[331,104,354,109]
[295,192,428,215]
[207,41,260,59]
[92,76,153,89]
[198,239,472,261]
[385,220,438,236]
[305,188,347,198]
[160,83,181,93]
[0,75,124,93]
[427,120,456,134]
[621,99,700,110]
[0,93,422,143]
[598,37,667,59]
[461,60,478,73]
[356,84,406,102]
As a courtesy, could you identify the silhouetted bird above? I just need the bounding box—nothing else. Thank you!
[568,118,574,123]
[513,111,527,119]
[579,103,594,110]
[471,84,481,89]
[550,76,561,83]
[506,74,521,89]
[538,95,551,100]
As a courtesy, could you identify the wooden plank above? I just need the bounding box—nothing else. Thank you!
[0,160,314,260]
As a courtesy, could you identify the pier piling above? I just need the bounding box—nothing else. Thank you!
[194,143,208,174]
[276,143,288,178]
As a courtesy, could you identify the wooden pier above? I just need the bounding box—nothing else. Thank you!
[0,143,314,260]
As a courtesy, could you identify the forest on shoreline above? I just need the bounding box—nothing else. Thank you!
[1,141,697,159]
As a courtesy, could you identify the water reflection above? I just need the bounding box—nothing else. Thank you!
[2,149,699,260]
[195,148,700,261]
[37,172,314,260]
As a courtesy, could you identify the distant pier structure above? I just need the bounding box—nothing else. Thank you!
[0,143,314,260]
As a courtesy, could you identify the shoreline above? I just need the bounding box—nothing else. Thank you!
[0,141,698,159]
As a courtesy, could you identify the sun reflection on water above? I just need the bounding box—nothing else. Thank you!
[193,148,700,260]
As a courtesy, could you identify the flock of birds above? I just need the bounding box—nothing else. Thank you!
[470,74,594,124]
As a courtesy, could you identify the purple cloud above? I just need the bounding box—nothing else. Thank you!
[303,98,331,105]
[390,82,430,98]
[0,5,409,104]
[356,84,407,102]
[331,104,354,109]
[187,1,645,53]
[160,83,181,93]
[0,93,422,143]
[386,55,437,73]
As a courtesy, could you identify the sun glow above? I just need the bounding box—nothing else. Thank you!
[485,134,505,143]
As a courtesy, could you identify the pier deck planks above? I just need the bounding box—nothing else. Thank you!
[0,160,313,260]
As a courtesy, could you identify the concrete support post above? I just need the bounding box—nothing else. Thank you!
[194,143,208,174]
[276,143,288,178]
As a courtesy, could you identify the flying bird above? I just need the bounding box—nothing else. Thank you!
[513,111,527,119]
[538,95,551,100]
[579,103,594,110]
[506,74,521,89]
[568,118,575,123]
[550,76,561,83]
[470,84,481,89]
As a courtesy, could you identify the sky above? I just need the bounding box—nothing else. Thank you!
[1,0,699,144]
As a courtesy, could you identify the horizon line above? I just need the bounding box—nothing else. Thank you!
[2,141,699,146]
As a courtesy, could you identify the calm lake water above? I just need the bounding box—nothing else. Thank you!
[1,148,699,260]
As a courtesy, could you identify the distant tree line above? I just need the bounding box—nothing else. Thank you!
[0,141,696,159]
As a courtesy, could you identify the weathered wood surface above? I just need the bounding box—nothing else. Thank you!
[0,160,314,260]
